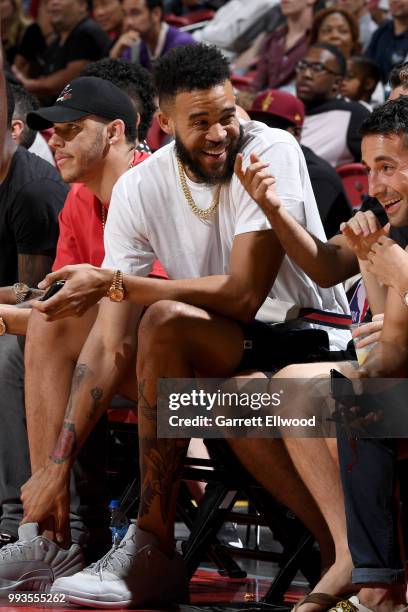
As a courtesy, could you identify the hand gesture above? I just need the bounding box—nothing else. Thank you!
[110,30,140,58]
[340,210,390,260]
[367,237,408,295]
[235,152,282,217]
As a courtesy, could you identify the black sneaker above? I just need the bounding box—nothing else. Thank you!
[0,531,17,548]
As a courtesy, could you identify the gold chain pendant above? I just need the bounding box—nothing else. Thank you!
[176,155,221,220]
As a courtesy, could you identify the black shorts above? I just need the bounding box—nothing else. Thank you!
[238,319,355,376]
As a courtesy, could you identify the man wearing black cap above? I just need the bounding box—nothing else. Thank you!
[0,66,157,587]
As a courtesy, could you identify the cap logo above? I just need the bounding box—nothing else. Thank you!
[56,84,73,103]
[294,113,302,123]
[262,91,274,112]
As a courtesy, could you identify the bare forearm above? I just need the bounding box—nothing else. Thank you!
[0,306,32,335]
[21,60,87,98]
[359,260,387,315]
[0,286,44,305]
[265,207,357,287]
[122,273,260,322]
[0,286,17,304]
[35,231,281,321]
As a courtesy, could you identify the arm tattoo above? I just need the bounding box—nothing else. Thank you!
[138,437,188,524]
[86,387,104,421]
[138,379,157,421]
[49,421,77,464]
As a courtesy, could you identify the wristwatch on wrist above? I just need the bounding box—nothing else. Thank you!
[107,270,125,302]
[0,317,6,336]
[13,282,31,304]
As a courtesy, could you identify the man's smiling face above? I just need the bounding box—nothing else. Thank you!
[362,132,408,227]
[163,81,243,185]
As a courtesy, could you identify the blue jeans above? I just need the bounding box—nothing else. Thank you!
[337,423,405,585]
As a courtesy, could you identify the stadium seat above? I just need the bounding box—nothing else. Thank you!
[336,163,368,209]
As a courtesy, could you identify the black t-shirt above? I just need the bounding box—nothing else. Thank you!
[302,145,352,239]
[360,196,408,249]
[0,147,69,286]
[16,23,47,77]
[359,195,388,225]
[359,195,408,247]
[42,17,110,79]
[389,225,408,248]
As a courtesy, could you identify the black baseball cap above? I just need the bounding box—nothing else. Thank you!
[27,76,136,131]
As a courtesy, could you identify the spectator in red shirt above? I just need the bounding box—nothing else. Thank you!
[0,61,156,564]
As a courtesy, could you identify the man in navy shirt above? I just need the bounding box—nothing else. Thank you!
[365,0,408,83]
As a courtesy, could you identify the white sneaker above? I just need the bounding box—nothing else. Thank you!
[0,523,85,592]
[51,524,189,608]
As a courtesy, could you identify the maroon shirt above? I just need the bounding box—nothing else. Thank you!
[253,25,308,91]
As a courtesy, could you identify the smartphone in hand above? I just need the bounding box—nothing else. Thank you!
[39,280,66,301]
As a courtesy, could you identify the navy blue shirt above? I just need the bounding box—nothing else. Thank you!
[365,19,408,83]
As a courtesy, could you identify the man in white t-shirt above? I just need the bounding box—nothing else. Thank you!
[20,44,351,607]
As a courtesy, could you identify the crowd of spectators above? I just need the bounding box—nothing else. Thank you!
[2,1,408,612]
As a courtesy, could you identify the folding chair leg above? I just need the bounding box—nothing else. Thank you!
[183,482,241,578]
[262,532,315,604]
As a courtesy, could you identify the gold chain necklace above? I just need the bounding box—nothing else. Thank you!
[101,154,136,231]
[176,155,221,220]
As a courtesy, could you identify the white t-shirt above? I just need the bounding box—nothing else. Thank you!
[29,133,55,167]
[103,121,350,350]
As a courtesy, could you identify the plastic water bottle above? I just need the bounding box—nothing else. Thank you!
[109,500,129,546]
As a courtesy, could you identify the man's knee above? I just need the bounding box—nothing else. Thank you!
[138,300,194,348]
[25,305,97,366]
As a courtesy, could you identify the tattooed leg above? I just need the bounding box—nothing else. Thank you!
[25,307,98,471]
[24,305,99,539]
[135,300,244,555]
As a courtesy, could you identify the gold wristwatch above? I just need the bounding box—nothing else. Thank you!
[107,270,125,302]
[0,317,6,336]
[13,282,31,304]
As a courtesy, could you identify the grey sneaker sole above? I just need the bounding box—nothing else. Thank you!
[0,568,53,592]
[53,586,189,609]
[64,593,132,609]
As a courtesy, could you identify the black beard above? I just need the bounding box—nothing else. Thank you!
[175,125,244,186]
